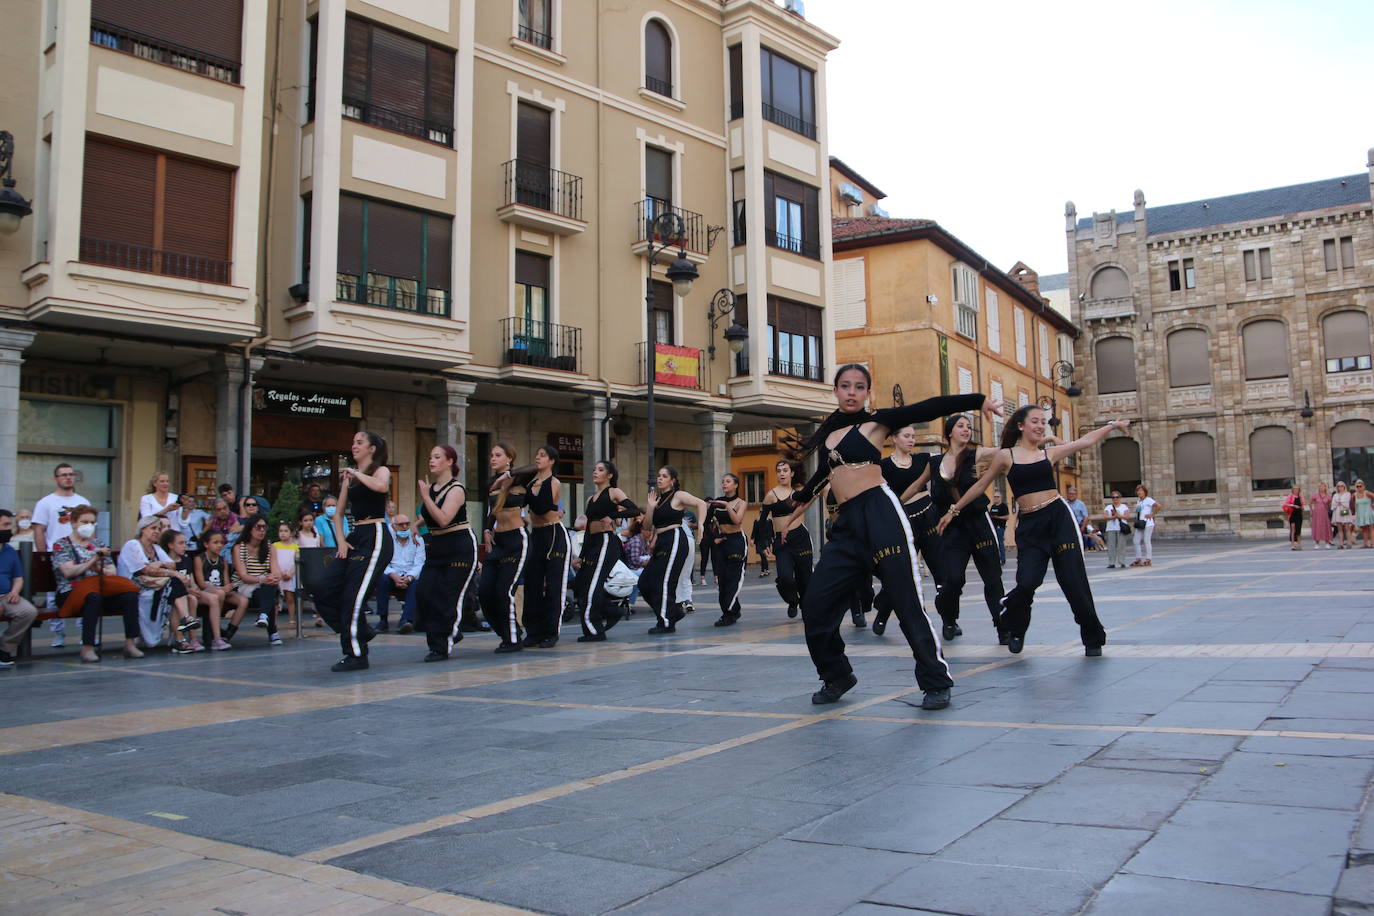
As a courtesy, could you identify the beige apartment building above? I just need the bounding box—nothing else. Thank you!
[0,0,839,535]
[1067,151,1374,537]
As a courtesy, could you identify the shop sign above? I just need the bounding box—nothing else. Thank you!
[21,367,124,400]
[253,386,364,419]
[547,432,583,458]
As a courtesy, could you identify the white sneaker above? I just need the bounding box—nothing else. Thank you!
[269,634,283,646]
[50,636,65,648]
[255,613,268,628]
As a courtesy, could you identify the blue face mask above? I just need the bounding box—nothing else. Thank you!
[395,529,411,539]
[325,506,337,518]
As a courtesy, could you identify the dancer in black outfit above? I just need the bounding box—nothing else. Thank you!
[640,466,708,634]
[705,473,748,627]
[413,445,477,662]
[779,364,999,708]
[317,431,394,672]
[575,460,639,642]
[479,442,529,654]
[762,459,812,619]
[516,446,570,648]
[940,407,1125,656]
[752,516,771,577]
[930,414,1006,643]
[872,424,945,636]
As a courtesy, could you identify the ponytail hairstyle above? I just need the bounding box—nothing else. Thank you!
[998,405,1037,450]
[721,472,741,498]
[356,430,388,473]
[598,460,620,488]
[435,444,460,474]
[657,465,681,496]
[775,458,802,489]
[799,364,876,460]
[493,441,517,466]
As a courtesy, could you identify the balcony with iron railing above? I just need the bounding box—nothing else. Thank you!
[762,102,816,140]
[637,341,705,390]
[90,21,240,84]
[517,23,554,50]
[766,229,821,260]
[497,160,586,235]
[342,97,452,147]
[633,198,707,263]
[336,273,450,318]
[643,75,675,100]
[500,317,582,374]
[79,237,232,285]
[768,357,824,383]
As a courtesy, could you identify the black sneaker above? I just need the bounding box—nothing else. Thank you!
[1084,645,1103,657]
[576,633,606,642]
[522,634,542,647]
[170,641,195,655]
[921,688,951,710]
[851,612,867,629]
[713,615,738,627]
[536,637,558,648]
[997,629,1010,646]
[647,625,676,634]
[811,673,858,705]
[423,651,448,663]
[681,601,694,615]
[331,656,369,672]
[397,622,414,634]
[787,605,799,619]
[941,622,962,640]
[494,641,523,654]
[1008,635,1025,654]
[872,619,886,636]
[459,620,491,633]
[177,617,201,632]
[0,650,15,668]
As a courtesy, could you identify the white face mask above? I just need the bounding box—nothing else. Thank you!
[76,523,97,539]
[17,519,31,530]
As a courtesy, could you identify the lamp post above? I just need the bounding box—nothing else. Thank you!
[706,288,747,360]
[1040,361,1081,490]
[0,131,34,235]
[644,209,699,492]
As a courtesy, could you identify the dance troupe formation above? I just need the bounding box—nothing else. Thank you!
[302,365,1128,709]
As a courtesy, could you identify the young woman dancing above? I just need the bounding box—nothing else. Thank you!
[762,459,813,619]
[939,407,1127,656]
[480,442,530,653]
[413,445,477,662]
[871,424,945,636]
[930,414,1006,643]
[575,460,639,641]
[779,364,997,708]
[316,431,393,672]
[705,473,748,627]
[512,445,571,648]
[641,466,709,634]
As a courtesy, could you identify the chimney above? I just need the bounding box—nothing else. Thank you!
[1009,261,1040,298]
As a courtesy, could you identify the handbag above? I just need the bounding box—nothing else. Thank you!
[1132,518,1147,531]
[60,573,140,617]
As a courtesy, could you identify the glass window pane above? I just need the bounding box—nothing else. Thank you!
[18,453,115,542]
[20,400,117,449]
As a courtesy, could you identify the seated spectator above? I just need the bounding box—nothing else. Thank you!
[53,505,141,663]
[378,513,424,633]
[232,514,282,646]
[161,527,218,650]
[118,517,199,651]
[272,521,299,628]
[11,508,34,545]
[206,498,242,548]
[193,531,245,649]
[0,509,38,667]
[139,471,179,520]
[171,493,208,550]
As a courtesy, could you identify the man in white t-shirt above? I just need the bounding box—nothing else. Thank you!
[31,462,93,647]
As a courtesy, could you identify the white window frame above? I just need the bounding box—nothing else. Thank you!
[511,0,565,62]
[1038,323,1051,378]
[1057,333,1074,369]
[985,288,1000,353]
[1013,308,1027,366]
[990,379,1004,442]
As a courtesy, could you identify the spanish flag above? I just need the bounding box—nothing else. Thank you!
[655,344,700,387]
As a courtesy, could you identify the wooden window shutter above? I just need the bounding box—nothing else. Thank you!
[426,215,452,292]
[92,0,244,65]
[427,45,455,129]
[644,20,672,88]
[1094,336,1137,393]
[515,250,549,287]
[645,148,673,203]
[517,103,552,165]
[337,195,364,276]
[368,25,426,120]
[366,201,423,279]
[342,18,370,105]
[1173,433,1215,483]
[1241,320,1289,380]
[81,139,156,248]
[1250,427,1294,480]
[805,184,819,249]
[1323,309,1371,360]
[1166,328,1210,387]
[162,156,233,262]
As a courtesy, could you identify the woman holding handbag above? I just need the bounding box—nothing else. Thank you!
[52,505,142,663]
[1281,485,1304,550]
[1130,484,1158,567]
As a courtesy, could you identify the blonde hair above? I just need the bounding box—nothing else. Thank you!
[146,470,171,494]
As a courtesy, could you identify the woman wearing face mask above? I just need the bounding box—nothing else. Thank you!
[705,473,748,627]
[52,506,142,663]
[777,365,996,708]
[871,424,945,636]
[11,510,34,544]
[575,460,640,641]
[413,445,478,662]
[315,431,393,672]
[762,459,812,619]
[940,407,1127,656]
[640,466,709,635]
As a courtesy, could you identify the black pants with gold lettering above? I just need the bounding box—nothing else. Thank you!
[415,529,478,656]
[478,528,528,645]
[999,499,1106,647]
[711,531,748,619]
[641,527,691,628]
[772,526,813,610]
[874,497,945,630]
[523,524,571,644]
[801,485,952,692]
[935,511,1004,634]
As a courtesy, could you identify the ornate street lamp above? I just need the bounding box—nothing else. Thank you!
[0,131,34,235]
[1300,389,1314,420]
[706,288,747,359]
[644,209,698,491]
[1051,359,1082,398]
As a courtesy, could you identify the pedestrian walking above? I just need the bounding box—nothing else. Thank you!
[31,462,93,648]
[751,515,772,577]
[1282,485,1304,550]
[987,490,1009,564]
[1130,484,1158,567]
[1310,482,1333,549]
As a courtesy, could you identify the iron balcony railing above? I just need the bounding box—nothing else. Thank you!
[638,341,705,390]
[636,198,705,254]
[501,317,582,373]
[502,160,583,221]
[517,23,554,49]
[643,75,674,99]
[79,237,231,285]
[90,21,240,84]
[768,357,824,382]
[342,97,453,147]
[336,273,450,318]
[762,102,816,140]
[766,229,821,260]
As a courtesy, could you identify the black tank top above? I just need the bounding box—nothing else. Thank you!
[930,450,988,513]
[347,473,387,519]
[652,491,685,528]
[422,479,467,529]
[709,497,737,528]
[766,488,800,518]
[585,487,617,522]
[826,425,882,468]
[1005,451,1057,498]
[526,475,559,514]
[880,453,929,499]
[489,475,526,510]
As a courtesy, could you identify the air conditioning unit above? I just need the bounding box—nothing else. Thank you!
[784,0,806,16]
[838,182,863,206]
[866,203,889,218]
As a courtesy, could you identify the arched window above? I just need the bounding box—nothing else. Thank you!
[1249,426,1294,490]
[1095,336,1137,394]
[1101,437,1141,498]
[1089,266,1130,298]
[1332,419,1374,486]
[1166,328,1210,388]
[1241,319,1289,380]
[1174,432,1216,494]
[1322,309,1373,373]
[644,19,673,98]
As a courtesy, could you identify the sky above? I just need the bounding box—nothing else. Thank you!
[802,0,1374,276]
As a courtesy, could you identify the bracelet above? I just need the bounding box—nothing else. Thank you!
[946,507,960,517]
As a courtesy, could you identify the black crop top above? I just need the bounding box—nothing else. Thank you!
[930,450,988,514]
[652,491,685,528]
[347,474,387,520]
[765,488,800,518]
[880,453,931,500]
[526,475,559,514]
[422,479,467,530]
[1005,451,1057,498]
[585,487,639,523]
[709,497,738,528]
[489,475,526,510]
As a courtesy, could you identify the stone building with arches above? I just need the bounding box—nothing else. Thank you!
[1065,150,1374,538]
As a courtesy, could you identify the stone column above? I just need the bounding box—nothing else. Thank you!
[794,422,824,545]
[578,396,615,492]
[213,353,247,494]
[434,378,477,448]
[0,327,37,512]
[696,411,733,495]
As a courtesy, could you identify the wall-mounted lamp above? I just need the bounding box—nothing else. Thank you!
[1300,389,1314,419]
[0,131,33,235]
[706,288,747,359]
[926,295,938,305]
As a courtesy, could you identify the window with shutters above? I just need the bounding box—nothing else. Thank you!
[650,279,675,345]
[1242,247,1273,283]
[760,47,816,139]
[1323,236,1356,274]
[1057,333,1074,369]
[1089,266,1130,298]
[744,470,765,504]
[1241,319,1289,380]
[335,194,451,317]
[511,250,551,357]
[306,17,318,121]
[643,18,674,98]
[1101,437,1141,498]
[512,102,554,209]
[1250,426,1295,490]
[733,293,750,376]
[1018,389,1030,408]
[1013,309,1027,365]
[644,146,673,217]
[989,380,1004,442]
[985,288,1001,353]
[79,137,234,284]
[731,169,746,246]
[766,296,823,381]
[1166,328,1210,388]
[517,0,554,50]
[1095,336,1137,393]
[1167,258,1195,291]
[830,258,866,331]
[1332,420,1374,487]
[952,264,978,340]
[90,0,243,83]
[765,172,820,260]
[1174,432,1217,494]
[1323,310,1372,373]
[1038,324,1051,378]
[728,45,744,120]
[342,17,455,147]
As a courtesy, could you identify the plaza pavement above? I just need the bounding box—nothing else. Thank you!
[1,538,1372,915]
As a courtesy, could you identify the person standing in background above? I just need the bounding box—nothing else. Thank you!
[218,483,241,516]
[1332,481,1355,548]
[11,509,34,546]
[140,472,179,521]
[1310,482,1333,549]
[987,490,1009,565]
[1354,480,1374,548]
[1102,490,1130,568]
[1064,486,1090,548]
[1282,485,1304,550]
[1130,485,1158,567]
[31,462,93,649]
